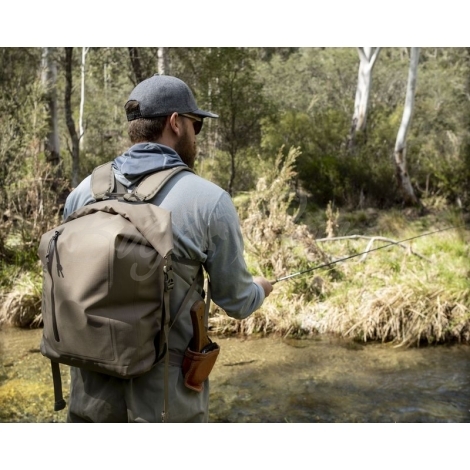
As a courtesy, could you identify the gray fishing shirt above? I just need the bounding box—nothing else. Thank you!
[64,142,264,354]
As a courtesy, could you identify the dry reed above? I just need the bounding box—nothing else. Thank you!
[0,272,42,328]
[209,146,470,347]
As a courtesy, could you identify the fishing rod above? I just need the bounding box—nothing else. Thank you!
[270,225,463,285]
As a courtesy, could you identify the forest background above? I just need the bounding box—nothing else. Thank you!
[0,46,469,348]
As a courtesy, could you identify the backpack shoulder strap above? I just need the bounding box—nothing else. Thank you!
[91,161,115,200]
[91,162,194,202]
[125,166,194,202]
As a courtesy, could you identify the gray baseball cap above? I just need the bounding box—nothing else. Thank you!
[125,74,218,121]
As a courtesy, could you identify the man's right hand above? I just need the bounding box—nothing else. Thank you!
[253,276,273,298]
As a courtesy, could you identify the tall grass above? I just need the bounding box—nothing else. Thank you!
[2,144,469,347]
[210,147,470,347]
[0,271,42,328]
[0,78,67,329]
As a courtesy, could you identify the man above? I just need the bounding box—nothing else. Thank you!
[63,74,273,422]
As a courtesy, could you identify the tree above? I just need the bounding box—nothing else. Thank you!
[394,47,421,206]
[197,48,273,195]
[64,47,80,188]
[128,48,159,85]
[79,47,89,151]
[348,47,381,150]
[41,47,61,169]
[157,47,169,75]
[128,47,144,84]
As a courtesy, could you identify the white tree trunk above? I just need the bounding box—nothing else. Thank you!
[41,47,60,167]
[394,47,420,206]
[348,47,381,149]
[65,47,80,188]
[79,47,89,150]
[157,47,169,75]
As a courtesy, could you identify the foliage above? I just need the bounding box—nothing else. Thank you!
[185,48,276,194]
[0,51,66,327]
[0,271,42,328]
[315,220,470,346]
[211,194,470,346]
[211,146,341,336]
[4,46,470,206]
[2,47,470,346]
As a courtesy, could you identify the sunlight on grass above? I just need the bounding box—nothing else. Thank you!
[210,147,470,347]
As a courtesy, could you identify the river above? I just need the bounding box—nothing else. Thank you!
[1,326,469,422]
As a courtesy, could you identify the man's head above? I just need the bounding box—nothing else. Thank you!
[124,74,218,168]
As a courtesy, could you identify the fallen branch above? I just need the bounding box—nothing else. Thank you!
[315,234,430,262]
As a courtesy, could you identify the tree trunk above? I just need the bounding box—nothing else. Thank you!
[394,47,421,207]
[157,47,169,75]
[79,47,89,151]
[64,47,80,188]
[128,47,144,85]
[227,149,236,197]
[41,47,61,170]
[348,47,381,150]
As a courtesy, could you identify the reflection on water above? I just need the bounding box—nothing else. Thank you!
[209,336,470,423]
[1,327,469,422]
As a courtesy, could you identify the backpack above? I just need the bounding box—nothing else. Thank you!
[38,161,194,420]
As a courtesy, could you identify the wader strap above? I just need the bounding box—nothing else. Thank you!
[125,166,194,202]
[160,267,201,420]
[91,162,114,200]
[51,361,66,411]
[161,287,171,423]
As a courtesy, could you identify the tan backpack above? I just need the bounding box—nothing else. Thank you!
[38,162,193,420]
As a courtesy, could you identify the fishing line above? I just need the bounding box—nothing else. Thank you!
[271,224,464,285]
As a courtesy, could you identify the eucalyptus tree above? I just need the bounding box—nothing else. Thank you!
[348,47,381,150]
[157,47,170,75]
[41,47,61,169]
[394,47,420,206]
[64,47,80,188]
[79,47,89,151]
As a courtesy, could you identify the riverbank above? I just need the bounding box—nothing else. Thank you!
[222,172,470,346]
[1,152,469,347]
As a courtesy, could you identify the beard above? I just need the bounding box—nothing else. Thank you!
[174,129,197,169]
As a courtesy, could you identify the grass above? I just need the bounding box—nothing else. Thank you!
[1,146,469,348]
[0,270,42,328]
[210,219,470,347]
[211,148,470,347]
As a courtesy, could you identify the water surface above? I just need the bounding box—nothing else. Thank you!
[209,336,470,422]
[1,327,469,422]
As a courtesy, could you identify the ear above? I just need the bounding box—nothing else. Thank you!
[168,112,183,136]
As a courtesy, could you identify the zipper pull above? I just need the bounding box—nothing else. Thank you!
[46,231,60,261]
[53,231,64,278]
[47,231,63,277]
[163,258,174,291]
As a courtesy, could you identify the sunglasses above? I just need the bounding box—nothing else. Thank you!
[180,113,203,135]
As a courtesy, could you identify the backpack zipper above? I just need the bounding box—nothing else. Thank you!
[46,231,62,342]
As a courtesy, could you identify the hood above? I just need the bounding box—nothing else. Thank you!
[112,142,187,187]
